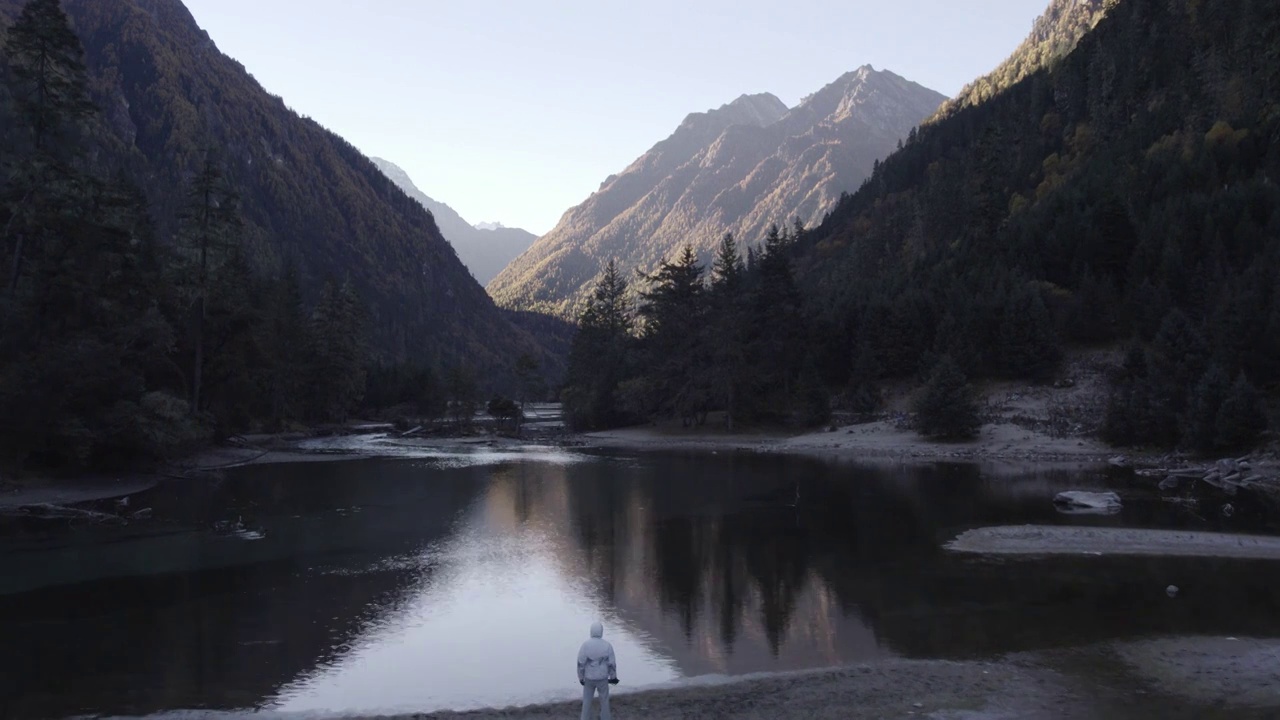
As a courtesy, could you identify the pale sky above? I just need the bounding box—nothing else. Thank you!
[183,0,1049,235]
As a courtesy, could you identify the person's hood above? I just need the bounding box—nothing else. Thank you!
[590,622,603,638]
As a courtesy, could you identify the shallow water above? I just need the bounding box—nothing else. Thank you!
[1,448,1278,718]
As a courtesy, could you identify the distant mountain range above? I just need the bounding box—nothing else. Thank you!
[488,66,946,316]
[370,158,536,286]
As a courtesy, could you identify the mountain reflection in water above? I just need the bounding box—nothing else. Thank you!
[2,450,1279,718]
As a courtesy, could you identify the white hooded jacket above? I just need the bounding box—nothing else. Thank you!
[577,622,617,682]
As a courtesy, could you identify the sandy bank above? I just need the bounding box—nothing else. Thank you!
[946,525,1280,560]
[1115,637,1280,708]
[383,659,1084,720]
[583,419,1117,466]
[316,637,1280,719]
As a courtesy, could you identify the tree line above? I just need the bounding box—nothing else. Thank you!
[564,222,853,434]
[562,221,1019,441]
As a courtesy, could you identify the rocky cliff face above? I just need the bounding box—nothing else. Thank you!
[487,67,945,317]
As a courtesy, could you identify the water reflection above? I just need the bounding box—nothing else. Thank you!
[272,469,681,714]
[2,451,1279,718]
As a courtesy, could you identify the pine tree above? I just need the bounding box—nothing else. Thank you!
[791,217,806,242]
[1181,364,1231,455]
[637,245,709,425]
[711,232,742,290]
[177,150,243,414]
[709,233,747,430]
[2,0,96,298]
[261,263,310,429]
[794,355,830,427]
[307,278,369,422]
[1144,309,1209,445]
[563,260,634,429]
[201,249,263,434]
[844,344,882,414]
[996,284,1060,380]
[1102,345,1153,447]
[746,224,806,419]
[1215,373,1268,453]
[914,356,982,440]
[3,0,95,153]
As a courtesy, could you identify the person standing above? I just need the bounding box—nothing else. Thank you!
[577,621,618,720]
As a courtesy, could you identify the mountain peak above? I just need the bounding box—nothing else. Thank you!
[488,68,946,316]
[719,92,789,125]
[787,65,942,135]
[678,92,789,133]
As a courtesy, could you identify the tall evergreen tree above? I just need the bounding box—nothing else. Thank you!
[177,150,243,415]
[995,284,1061,380]
[636,246,709,425]
[745,224,806,419]
[1215,373,1268,453]
[2,0,94,153]
[260,262,310,429]
[709,233,748,430]
[1182,363,1231,455]
[563,260,634,429]
[2,0,96,298]
[307,277,369,423]
[914,356,982,440]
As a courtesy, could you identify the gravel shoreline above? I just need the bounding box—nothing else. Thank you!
[203,639,1278,720]
[332,659,1087,720]
[580,420,1123,466]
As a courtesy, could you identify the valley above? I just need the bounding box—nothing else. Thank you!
[1,0,1278,717]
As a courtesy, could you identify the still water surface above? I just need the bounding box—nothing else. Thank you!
[2,447,1279,718]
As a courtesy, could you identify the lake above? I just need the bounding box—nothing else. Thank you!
[3,446,1279,718]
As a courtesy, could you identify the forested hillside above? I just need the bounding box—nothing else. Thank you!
[0,0,553,474]
[0,0,544,373]
[564,0,1279,454]
[931,0,1114,120]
